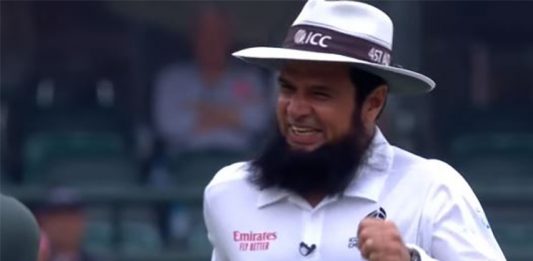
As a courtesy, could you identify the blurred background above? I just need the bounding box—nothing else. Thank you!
[1,1,532,261]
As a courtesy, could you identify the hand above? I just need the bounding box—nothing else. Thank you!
[357,218,410,261]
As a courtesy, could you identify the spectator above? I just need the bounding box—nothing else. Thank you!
[35,189,94,261]
[152,5,269,154]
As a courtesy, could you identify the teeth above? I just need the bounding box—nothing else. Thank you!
[291,126,318,135]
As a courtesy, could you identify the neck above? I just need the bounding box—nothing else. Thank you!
[365,124,377,140]
[304,192,327,208]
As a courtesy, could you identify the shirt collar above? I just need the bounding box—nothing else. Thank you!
[257,187,291,208]
[342,128,393,202]
[256,128,393,208]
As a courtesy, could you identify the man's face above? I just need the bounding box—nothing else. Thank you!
[193,7,231,70]
[277,61,356,151]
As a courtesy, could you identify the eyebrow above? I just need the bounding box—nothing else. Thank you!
[277,76,292,86]
[309,85,333,92]
[277,76,335,93]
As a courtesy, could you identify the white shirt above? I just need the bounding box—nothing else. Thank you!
[203,130,506,261]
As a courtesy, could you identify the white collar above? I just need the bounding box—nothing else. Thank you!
[342,128,393,202]
[256,187,291,208]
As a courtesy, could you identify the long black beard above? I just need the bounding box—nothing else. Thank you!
[249,117,372,197]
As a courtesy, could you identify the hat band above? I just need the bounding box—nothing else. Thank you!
[282,24,392,66]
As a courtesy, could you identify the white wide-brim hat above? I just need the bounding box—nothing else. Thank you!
[233,0,435,94]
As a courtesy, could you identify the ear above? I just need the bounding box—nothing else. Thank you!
[361,85,388,129]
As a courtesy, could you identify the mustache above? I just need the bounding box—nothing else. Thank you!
[287,117,322,129]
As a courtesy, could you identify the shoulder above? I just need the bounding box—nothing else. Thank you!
[391,146,471,192]
[388,147,484,220]
[204,161,256,200]
[391,147,481,211]
[207,161,250,188]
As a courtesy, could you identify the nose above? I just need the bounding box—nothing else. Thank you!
[286,95,312,120]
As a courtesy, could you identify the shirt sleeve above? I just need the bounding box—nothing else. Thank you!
[406,244,438,261]
[417,160,506,261]
[203,188,230,261]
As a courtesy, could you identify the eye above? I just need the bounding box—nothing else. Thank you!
[279,83,295,95]
[313,91,331,100]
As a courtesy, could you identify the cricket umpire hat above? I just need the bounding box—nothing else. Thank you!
[233,0,435,94]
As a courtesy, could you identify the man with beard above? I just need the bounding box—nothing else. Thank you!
[203,1,505,261]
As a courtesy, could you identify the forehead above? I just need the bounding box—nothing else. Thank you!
[279,61,352,85]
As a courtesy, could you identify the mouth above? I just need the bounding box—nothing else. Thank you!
[287,124,324,150]
[290,125,320,135]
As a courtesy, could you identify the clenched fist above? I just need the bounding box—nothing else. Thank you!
[357,218,411,261]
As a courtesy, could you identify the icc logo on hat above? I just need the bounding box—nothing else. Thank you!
[294,29,307,44]
[294,29,331,48]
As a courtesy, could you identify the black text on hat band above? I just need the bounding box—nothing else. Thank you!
[283,24,392,66]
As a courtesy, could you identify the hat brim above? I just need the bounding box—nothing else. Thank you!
[233,47,435,94]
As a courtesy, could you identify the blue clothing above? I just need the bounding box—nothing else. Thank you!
[153,63,269,152]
